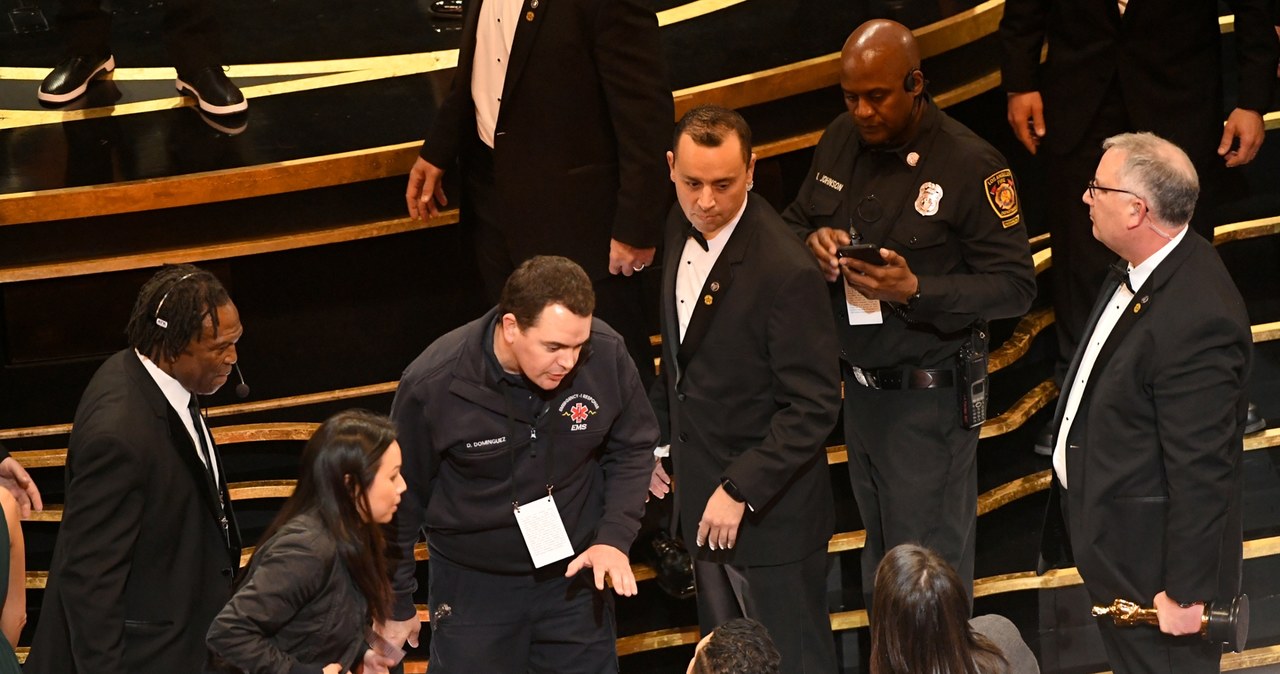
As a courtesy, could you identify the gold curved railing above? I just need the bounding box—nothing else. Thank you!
[2,12,1273,286]
[0,0,1010,229]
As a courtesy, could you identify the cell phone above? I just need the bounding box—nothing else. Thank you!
[836,244,886,266]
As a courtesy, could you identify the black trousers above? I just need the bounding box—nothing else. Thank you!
[462,141,656,389]
[843,376,979,609]
[56,0,222,75]
[693,544,836,674]
[1096,616,1222,674]
[426,555,618,674]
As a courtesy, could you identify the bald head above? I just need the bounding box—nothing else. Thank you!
[838,20,925,146]
[842,19,920,79]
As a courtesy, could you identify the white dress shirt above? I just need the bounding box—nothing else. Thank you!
[472,0,523,148]
[1053,226,1187,488]
[136,350,220,484]
[675,198,749,342]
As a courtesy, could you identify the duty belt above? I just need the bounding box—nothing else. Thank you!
[845,363,955,390]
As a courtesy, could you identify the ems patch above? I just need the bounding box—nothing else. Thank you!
[984,169,1020,225]
[559,393,601,431]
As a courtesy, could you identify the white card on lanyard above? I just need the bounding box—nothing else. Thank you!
[844,278,884,325]
[514,493,575,568]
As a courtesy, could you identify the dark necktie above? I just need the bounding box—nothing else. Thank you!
[686,225,709,251]
[188,395,230,544]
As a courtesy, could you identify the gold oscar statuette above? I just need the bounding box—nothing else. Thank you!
[1091,595,1249,653]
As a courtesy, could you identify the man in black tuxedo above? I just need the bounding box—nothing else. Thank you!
[1038,133,1252,673]
[403,0,673,383]
[649,105,840,673]
[1000,0,1278,449]
[28,264,244,674]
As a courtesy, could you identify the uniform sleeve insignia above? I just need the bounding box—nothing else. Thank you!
[984,169,1020,222]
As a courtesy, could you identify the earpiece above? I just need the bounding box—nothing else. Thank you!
[903,68,921,93]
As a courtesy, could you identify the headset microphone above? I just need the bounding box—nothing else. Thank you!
[233,364,250,399]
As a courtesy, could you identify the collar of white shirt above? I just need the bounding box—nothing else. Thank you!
[697,194,750,254]
[1127,224,1188,293]
[135,350,217,475]
[136,349,196,414]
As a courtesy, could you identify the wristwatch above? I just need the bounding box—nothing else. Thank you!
[720,478,747,504]
[903,279,922,312]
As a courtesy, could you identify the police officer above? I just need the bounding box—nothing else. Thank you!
[782,19,1036,605]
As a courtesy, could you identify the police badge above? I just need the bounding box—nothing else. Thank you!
[914,182,943,216]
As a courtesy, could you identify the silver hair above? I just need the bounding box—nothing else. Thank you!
[1102,132,1199,228]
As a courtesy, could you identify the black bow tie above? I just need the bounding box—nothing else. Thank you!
[686,225,709,251]
[1110,261,1134,293]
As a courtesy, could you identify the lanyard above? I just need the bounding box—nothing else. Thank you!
[501,384,554,511]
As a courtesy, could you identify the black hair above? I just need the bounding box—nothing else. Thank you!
[125,264,231,362]
[693,618,781,674]
[672,104,753,165]
[870,544,1009,674]
[498,255,595,329]
[247,410,397,623]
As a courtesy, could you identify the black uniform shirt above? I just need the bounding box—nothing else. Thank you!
[783,101,1036,369]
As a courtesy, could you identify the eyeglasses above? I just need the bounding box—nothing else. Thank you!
[1087,179,1141,200]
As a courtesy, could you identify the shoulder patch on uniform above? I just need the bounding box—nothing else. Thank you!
[984,169,1019,220]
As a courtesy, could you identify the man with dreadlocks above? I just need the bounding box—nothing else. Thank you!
[28,264,245,674]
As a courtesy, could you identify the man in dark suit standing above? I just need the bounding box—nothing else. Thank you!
[649,106,840,673]
[1000,0,1278,451]
[1038,133,1252,673]
[403,0,673,382]
[28,264,244,674]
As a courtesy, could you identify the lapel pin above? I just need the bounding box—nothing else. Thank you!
[704,295,713,305]
[526,10,535,20]
[1132,303,1141,314]
[710,281,720,292]
[906,152,919,167]
[530,0,538,6]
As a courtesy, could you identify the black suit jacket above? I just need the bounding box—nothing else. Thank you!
[1039,234,1251,607]
[28,350,242,674]
[999,0,1278,157]
[421,0,673,280]
[650,193,840,567]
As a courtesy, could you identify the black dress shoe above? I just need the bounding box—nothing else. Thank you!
[430,0,463,18]
[1244,402,1266,435]
[38,54,115,104]
[176,66,247,115]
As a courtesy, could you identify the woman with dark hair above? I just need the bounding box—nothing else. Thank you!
[207,410,406,674]
[871,544,1039,674]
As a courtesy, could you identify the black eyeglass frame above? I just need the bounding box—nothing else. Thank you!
[1086,179,1142,201]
